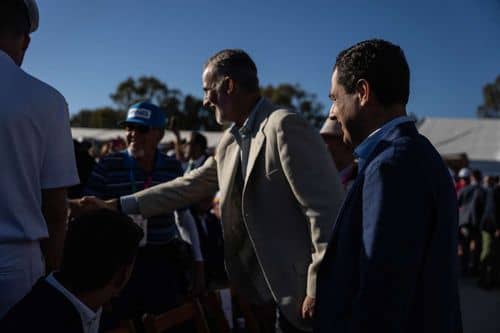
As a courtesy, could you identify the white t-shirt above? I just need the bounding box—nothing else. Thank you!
[0,50,79,242]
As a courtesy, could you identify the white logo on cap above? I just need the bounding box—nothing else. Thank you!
[128,108,151,119]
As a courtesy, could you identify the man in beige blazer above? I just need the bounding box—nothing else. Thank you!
[82,49,344,332]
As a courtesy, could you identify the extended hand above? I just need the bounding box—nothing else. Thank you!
[301,295,315,320]
[68,196,116,217]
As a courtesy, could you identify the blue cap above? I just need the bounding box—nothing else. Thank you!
[121,101,166,129]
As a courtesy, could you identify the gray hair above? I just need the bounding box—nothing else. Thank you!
[204,49,259,93]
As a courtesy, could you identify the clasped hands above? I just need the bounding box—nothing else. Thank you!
[68,196,117,217]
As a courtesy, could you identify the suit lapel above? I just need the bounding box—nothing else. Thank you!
[244,133,265,185]
[219,139,241,207]
[244,99,272,186]
[329,173,364,238]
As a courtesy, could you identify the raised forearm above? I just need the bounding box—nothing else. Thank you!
[41,188,68,272]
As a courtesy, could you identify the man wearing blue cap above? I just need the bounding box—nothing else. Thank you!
[0,0,79,318]
[83,101,204,329]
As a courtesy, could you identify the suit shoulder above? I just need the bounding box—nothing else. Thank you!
[0,280,80,332]
[265,108,313,135]
[365,132,450,187]
[267,107,301,123]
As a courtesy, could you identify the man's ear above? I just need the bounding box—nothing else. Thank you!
[110,262,135,296]
[355,79,370,107]
[21,34,30,52]
[225,77,236,95]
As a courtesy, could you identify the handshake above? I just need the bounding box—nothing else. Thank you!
[69,196,119,218]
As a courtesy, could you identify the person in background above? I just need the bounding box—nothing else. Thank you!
[477,174,500,288]
[0,0,79,318]
[455,167,471,194]
[0,209,143,333]
[171,125,210,173]
[68,140,96,199]
[82,101,204,330]
[190,195,228,290]
[458,169,486,275]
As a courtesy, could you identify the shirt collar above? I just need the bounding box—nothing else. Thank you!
[354,115,414,169]
[230,97,264,140]
[339,163,354,180]
[0,50,16,66]
[45,273,102,329]
[189,155,206,168]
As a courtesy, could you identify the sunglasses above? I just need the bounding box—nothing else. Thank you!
[125,124,151,134]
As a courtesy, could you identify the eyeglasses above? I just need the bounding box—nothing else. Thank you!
[125,124,151,134]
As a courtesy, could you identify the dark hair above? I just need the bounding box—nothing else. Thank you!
[471,169,482,182]
[190,131,207,152]
[335,39,410,107]
[60,209,143,293]
[0,1,31,37]
[204,49,259,93]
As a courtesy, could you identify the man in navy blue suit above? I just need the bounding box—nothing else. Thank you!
[314,39,462,333]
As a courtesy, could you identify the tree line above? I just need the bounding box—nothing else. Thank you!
[70,76,326,130]
[477,74,500,118]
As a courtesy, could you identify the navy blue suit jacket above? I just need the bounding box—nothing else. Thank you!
[0,279,83,333]
[315,122,462,333]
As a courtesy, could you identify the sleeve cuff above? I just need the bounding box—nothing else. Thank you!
[120,195,140,214]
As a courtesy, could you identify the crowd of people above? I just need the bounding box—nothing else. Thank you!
[454,169,500,289]
[3,1,498,333]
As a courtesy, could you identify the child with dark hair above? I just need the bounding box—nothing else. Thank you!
[0,209,143,333]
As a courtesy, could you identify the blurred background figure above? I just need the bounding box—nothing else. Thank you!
[170,117,210,173]
[458,169,486,276]
[477,175,500,289]
[190,194,228,291]
[68,139,96,199]
[456,167,471,194]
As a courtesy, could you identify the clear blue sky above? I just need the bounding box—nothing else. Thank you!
[22,0,500,119]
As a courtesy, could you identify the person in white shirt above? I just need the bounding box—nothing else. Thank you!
[0,209,144,333]
[0,0,79,318]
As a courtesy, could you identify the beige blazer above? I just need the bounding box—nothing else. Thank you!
[133,98,344,330]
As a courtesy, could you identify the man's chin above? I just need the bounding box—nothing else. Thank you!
[128,147,145,158]
[215,110,224,125]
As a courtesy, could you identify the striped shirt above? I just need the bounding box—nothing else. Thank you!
[84,150,184,244]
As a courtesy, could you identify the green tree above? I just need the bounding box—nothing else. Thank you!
[71,76,220,130]
[71,78,325,130]
[109,76,181,113]
[70,107,125,128]
[261,83,325,128]
[477,75,500,118]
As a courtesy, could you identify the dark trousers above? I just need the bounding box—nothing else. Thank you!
[277,309,309,333]
[242,301,309,333]
[459,225,482,275]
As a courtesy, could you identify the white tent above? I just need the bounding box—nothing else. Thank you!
[418,117,500,175]
[71,127,224,148]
